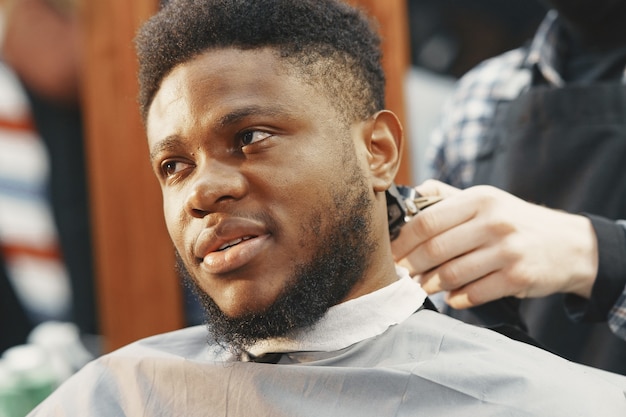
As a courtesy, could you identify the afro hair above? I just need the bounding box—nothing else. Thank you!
[135,0,386,123]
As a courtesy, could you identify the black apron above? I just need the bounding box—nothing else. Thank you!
[450,75,626,374]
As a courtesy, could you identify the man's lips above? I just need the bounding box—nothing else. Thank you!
[216,236,254,251]
[194,217,271,274]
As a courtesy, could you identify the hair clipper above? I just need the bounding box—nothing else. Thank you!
[386,183,442,241]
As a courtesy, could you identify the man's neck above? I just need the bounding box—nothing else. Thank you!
[244,267,427,360]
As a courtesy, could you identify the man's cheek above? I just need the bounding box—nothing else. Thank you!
[163,203,184,246]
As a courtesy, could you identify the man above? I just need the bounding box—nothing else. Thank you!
[392,0,626,374]
[29,0,626,415]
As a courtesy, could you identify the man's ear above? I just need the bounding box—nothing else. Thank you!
[364,110,403,192]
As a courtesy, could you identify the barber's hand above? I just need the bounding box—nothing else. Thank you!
[391,180,599,309]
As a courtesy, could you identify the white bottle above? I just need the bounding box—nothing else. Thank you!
[1,345,57,415]
[27,321,93,381]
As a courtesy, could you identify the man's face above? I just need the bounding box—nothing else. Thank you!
[146,48,390,342]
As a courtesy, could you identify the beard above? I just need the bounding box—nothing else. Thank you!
[176,166,378,357]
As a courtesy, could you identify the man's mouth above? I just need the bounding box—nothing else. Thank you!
[194,217,271,274]
[217,236,255,251]
[201,234,270,274]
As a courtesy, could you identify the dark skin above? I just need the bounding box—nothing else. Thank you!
[147,47,404,320]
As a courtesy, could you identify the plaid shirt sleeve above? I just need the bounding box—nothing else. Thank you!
[609,293,626,340]
[609,222,626,340]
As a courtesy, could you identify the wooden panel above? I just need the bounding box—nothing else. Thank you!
[348,0,412,184]
[80,0,184,352]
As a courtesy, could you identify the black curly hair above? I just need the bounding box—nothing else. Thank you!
[135,0,385,123]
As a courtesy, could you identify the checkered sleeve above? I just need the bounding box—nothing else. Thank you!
[608,221,626,340]
[609,291,626,340]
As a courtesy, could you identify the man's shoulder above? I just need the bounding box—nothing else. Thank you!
[29,315,626,416]
[27,325,230,416]
[391,310,626,412]
[384,308,534,359]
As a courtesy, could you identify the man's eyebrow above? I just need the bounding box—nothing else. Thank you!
[149,135,181,162]
[149,105,294,162]
[217,104,292,128]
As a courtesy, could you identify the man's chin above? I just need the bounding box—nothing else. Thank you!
[216,302,274,321]
[179,255,352,355]
[207,280,293,320]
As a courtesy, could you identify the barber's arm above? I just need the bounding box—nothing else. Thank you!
[390,180,626,340]
[567,216,626,339]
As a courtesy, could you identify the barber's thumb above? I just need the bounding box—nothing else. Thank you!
[415,179,460,198]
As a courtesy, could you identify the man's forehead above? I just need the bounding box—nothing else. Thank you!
[145,48,336,149]
[151,47,297,103]
[146,47,329,122]
[146,50,259,113]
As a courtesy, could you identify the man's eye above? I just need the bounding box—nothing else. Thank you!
[241,130,271,146]
[161,160,191,177]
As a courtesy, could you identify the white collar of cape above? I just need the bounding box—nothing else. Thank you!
[246,266,427,357]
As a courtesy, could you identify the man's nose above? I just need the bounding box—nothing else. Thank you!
[184,160,247,218]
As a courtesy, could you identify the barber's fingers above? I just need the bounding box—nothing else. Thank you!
[391,193,478,261]
[395,203,489,274]
[391,180,468,261]
[445,269,521,310]
[414,179,461,198]
[417,245,506,295]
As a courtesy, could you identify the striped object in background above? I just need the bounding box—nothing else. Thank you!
[0,61,72,324]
